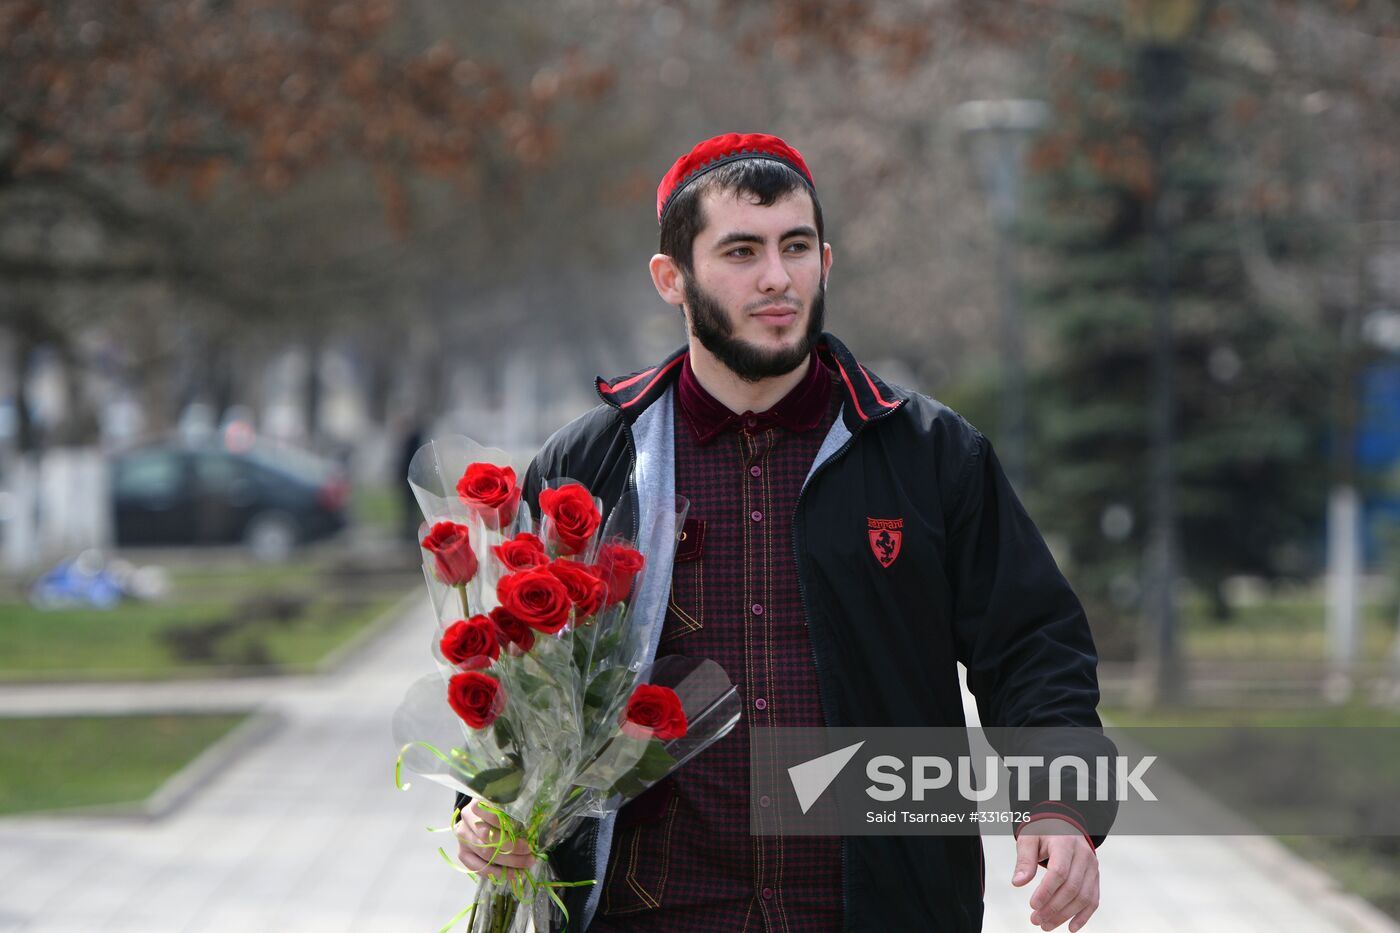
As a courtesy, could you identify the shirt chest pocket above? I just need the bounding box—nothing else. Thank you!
[660,517,704,645]
[600,779,681,915]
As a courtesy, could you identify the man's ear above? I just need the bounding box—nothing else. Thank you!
[650,253,686,306]
[821,241,833,289]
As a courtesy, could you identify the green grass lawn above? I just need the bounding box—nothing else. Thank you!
[1102,703,1400,921]
[0,557,410,681]
[353,482,415,537]
[1179,586,1397,662]
[0,713,248,815]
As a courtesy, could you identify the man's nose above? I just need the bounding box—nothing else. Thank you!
[757,250,792,294]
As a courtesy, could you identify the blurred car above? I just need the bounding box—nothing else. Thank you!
[111,438,349,559]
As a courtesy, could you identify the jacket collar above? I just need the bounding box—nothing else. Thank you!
[595,332,907,428]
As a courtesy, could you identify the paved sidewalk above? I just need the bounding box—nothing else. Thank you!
[1,595,1395,932]
[0,593,474,933]
[962,686,1398,933]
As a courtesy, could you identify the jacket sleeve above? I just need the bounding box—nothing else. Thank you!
[945,427,1117,846]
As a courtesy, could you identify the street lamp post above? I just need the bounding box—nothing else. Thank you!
[1124,0,1203,708]
[954,99,1049,493]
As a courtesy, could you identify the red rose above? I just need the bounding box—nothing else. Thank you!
[489,605,536,653]
[448,671,504,729]
[421,521,478,586]
[457,462,520,531]
[594,543,646,606]
[440,615,500,667]
[492,532,549,572]
[497,567,573,635]
[546,558,608,620]
[620,684,688,741]
[538,483,602,555]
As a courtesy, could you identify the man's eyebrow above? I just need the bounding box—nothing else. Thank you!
[712,226,818,248]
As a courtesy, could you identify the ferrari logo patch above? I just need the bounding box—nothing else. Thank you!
[867,517,903,568]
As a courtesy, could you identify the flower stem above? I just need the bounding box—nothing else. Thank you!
[458,584,471,620]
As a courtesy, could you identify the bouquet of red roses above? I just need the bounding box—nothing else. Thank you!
[393,436,740,933]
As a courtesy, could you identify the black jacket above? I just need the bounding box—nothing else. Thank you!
[495,333,1110,932]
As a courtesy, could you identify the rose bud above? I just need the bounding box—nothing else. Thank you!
[421,521,478,586]
[620,683,688,742]
[489,605,536,653]
[448,671,504,729]
[546,559,608,620]
[457,462,520,531]
[594,543,646,606]
[538,483,602,555]
[440,616,500,667]
[497,567,573,635]
[492,532,549,572]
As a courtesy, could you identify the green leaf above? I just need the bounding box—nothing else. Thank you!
[467,766,523,803]
[585,668,630,710]
[493,718,516,750]
[606,772,647,800]
[634,739,677,782]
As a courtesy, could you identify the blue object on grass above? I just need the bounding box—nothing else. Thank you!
[30,557,125,610]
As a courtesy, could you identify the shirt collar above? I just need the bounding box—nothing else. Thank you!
[677,350,832,446]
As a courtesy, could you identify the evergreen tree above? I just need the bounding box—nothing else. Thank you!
[1016,4,1331,647]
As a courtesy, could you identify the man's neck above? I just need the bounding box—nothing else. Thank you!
[686,341,812,414]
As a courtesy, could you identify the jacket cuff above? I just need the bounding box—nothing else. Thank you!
[1013,801,1098,857]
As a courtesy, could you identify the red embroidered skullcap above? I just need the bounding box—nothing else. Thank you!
[656,132,815,225]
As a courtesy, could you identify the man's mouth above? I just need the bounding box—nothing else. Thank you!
[752,306,799,325]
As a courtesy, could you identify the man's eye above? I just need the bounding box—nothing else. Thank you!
[786,242,810,253]
[727,247,753,258]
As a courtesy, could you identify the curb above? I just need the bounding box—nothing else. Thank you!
[0,709,281,823]
[316,587,425,674]
[140,709,283,820]
[0,591,424,823]
[1225,834,1400,933]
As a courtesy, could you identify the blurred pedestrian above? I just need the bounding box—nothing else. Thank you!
[397,415,424,542]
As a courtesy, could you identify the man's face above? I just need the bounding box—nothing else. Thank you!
[680,188,831,383]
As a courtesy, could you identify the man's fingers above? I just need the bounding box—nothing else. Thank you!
[468,801,504,827]
[457,845,518,880]
[456,809,527,850]
[1067,873,1100,932]
[451,806,536,866]
[1028,853,1068,915]
[1011,833,1043,886]
[469,838,536,862]
[457,841,537,875]
[1033,848,1094,929]
[457,823,536,864]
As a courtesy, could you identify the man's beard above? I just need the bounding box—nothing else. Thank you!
[683,277,826,383]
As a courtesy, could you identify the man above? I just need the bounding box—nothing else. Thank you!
[455,133,1110,932]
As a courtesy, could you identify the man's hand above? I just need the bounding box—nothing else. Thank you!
[454,801,537,881]
[1011,818,1099,932]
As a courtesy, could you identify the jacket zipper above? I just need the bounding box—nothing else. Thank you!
[622,425,640,541]
[791,429,858,928]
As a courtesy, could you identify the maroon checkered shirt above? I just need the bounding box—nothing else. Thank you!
[591,352,844,932]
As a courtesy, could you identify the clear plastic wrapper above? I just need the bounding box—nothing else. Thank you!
[394,436,741,932]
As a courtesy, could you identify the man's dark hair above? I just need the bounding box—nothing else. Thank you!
[659,160,825,276]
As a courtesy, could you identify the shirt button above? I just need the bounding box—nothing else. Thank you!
[750,465,762,477]
[754,697,767,710]
[760,795,772,808]
[761,887,774,900]
[750,510,763,522]
[744,415,758,428]
[751,603,763,616]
